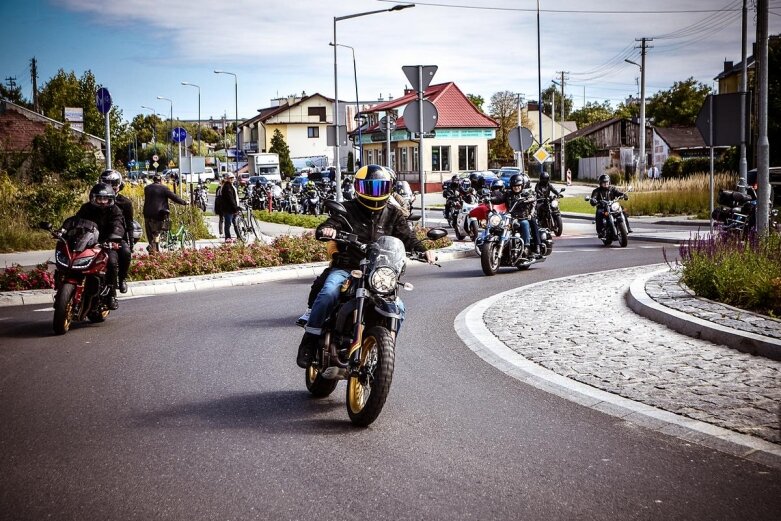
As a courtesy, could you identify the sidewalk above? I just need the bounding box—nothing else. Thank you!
[456,264,781,469]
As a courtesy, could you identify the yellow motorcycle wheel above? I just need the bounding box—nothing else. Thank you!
[346,326,395,427]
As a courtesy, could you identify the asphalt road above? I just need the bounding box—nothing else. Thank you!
[0,236,778,520]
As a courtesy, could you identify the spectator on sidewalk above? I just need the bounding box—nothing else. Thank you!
[220,173,240,242]
[143,173,188,253]
[214,176,225,237]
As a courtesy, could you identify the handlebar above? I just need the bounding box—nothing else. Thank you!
[320,230,440,266]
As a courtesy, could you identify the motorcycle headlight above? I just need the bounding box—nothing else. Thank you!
[55,250,70,267]
[488,213,502,227]
[368,266,398,295]
[550,199,559,208]
[72,255,95,269]
[610,202,621,212]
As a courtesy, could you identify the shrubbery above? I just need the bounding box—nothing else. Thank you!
[254,211,326,228]
[0,263,54,290]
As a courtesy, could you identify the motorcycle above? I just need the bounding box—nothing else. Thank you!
[712,187,778,238]
[302,187,322,215]
[586,189,631,247]
[41,218,120,335]
[304,200,446,426]
[536,187,565,236]
[476,200,552,276]
[453,189,479,241]
[342,179,356,201]
[193,184,208,212]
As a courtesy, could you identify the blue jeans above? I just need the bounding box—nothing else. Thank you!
[223,212,234,239]
[517,219,531,247]
[305,268,406,335]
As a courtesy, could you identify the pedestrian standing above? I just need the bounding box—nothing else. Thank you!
[143,173,188,253]
[221,173,240,242]
[214,177,224,237]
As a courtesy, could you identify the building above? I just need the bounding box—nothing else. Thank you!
[356,82,499,191]
[651,126,720,167]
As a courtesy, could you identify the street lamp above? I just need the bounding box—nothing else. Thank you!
[181,82,201,155]
[333,3,415,200]
[330,42,362,169]
[140,105,157,146]
[156,96,173,163]
[214,70,238,177]
[625,58,647,177]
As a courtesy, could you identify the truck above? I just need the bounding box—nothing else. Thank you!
[247,153,282,182]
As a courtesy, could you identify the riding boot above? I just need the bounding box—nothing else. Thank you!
[296,333,319,368]
[106,287,119,310]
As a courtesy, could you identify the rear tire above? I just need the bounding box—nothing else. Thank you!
[346,326,395,427]
[53,282,76,335]
[305,364,338,397]
[88,307,110,323]
[480,242,500,276]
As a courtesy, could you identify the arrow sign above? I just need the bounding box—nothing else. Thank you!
[95,87,112,114]
[171,127,188,143]
[403,100,438,134]
[403,65,438,92]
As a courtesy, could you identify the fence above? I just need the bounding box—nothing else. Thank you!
[578,157,610,180]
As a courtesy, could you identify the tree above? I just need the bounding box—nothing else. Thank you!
[540,83,573,119]
[613,100,640,120]
[564,136,597,177]
[29,124,101,183]
[646,77,711,127]
[269,129,294,178]
[0,82,27,106]
[569,100,614,129]
[467,94,485,112]
[488,91,521,162]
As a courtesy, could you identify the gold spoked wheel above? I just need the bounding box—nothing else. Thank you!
[53,282,75,335]
[305,361,337,397]
[346,326,395,427]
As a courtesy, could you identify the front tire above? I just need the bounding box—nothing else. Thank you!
[618,221,629,247]
[53,282,76,335]
[480,242,500,276]
[468,220,479,241]
[453,218,466,240]
[305,364,338,397]
[552,214,563,236]
[346,326,395,427]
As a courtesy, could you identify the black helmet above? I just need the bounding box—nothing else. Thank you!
[539,171,550,185]
[509,174,525,189]
[491,179,505,191]
[89,183,116,209]
[99,169,123,192]
[598,174,610,187]
[469,172,484,189]
[354,164,393,211]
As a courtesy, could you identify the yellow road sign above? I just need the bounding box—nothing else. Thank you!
[533,148,550,164]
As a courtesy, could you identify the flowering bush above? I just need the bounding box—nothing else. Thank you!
[272,233,328,264]
[0,263,54,291]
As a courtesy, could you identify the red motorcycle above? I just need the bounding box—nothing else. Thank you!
[42,218,119,335]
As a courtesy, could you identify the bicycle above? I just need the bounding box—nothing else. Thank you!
[159,213,196,251]
[234,197,260,242]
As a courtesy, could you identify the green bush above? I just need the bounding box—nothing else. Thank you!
[662,156,682,178]
[255,211,326,228]
[681,157,712,177]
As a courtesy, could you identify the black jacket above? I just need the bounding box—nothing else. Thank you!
[490,188,537,220]
[590,186,626,205]
[143,182,187,220]
[534,182,560,200]
[220,182,240,213]
[115,194,134,242]
[75,202,125,242]
[316,200,426,270]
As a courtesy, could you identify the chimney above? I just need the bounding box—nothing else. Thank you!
[388,93,393,100]
[286,95,296,106]
[723,60,733,73]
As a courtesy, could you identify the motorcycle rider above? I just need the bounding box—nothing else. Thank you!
[443,175,460,220]
[143,173,189,252]
[74,183,125,310]
[589,174,633,237]
[99,170,133,293]
[534,171,562,201]
[489,173,542,256]
[296,164,436,368]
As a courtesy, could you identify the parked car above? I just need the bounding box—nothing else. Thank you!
[248,175,270,187]
[288,176,308,193]
[498,166,521,186]
[458,170,499,189]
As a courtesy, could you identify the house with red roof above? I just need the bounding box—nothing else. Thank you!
[356,82,498,190]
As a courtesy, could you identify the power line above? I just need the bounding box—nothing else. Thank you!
[377,0,742,14]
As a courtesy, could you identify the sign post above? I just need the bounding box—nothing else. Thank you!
[172,127,187,198]
[96,87,112,170]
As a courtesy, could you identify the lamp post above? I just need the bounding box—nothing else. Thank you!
[181,82,201,155]
[330,42,361,170]
[214,70,238,176]
[140,105,157,146]
[333,3,414,201]
[156,96,173,164]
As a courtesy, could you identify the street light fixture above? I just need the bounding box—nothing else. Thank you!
[333,3,415,200]
[214,70,238,177]
[181,82,201,155]
[156,96,173,163]
[330,42,362,169]
[140,105,158,146]
[625,58,647,177]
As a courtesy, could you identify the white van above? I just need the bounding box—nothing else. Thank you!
[183,167,215,183]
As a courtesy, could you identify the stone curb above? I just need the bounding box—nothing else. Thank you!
[0,246,477,308]
[454,267,781,470]
[626,268,781,362]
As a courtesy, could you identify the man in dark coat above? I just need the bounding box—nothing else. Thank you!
[143,173,188,253]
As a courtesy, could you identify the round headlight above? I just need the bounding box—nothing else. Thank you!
[610,201,621,212]
[368,266,397,294]
[550,199,559,208]
[488,213,502,227]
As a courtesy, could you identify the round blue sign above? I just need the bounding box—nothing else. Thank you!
[96,87,112,115]
[171,127,188,143]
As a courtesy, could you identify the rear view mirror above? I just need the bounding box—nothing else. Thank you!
[426,228,448,240]
[584,196,590,201]
[39,221,52,231]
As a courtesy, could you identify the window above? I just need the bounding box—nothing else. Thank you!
[308,106,326,122]
[412,146,418,171]
[307,126,319,138]
[458,145,477,171]
[431,145,450,172]
[400,147,408,171]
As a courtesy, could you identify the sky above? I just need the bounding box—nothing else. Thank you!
[1,0,780,125]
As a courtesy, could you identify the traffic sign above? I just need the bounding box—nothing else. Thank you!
[172,127,187,143]
[128,159,136,167]
[153,161,159,169]
[402,65,438,92]
[695,93,749,147]
[533,147,550,164]
[152,154,159,161]
[509,126,534,152]
[403,100,438,133]
[95,87,112,114]
[379,115,396,133]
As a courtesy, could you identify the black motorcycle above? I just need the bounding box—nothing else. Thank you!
[586,191,631,247]
[304,200,446,426]
[536,187,565,236]
[476,199,552,275]
[712,187,778,238]
[193,184,208,212]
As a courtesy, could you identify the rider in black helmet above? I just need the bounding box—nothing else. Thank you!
[489,173,542,256]
[100,170,133,293]
[589,174,633,237]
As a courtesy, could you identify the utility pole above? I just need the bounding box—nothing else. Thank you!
[30,57,39,113]
[4,76,17,92]
[517,93,525,168]
[756,0,770,234]
[738,0,749,193]
[636,37,653,178]
[556,71,569,182]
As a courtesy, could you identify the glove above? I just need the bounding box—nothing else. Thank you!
[589,198,597,206]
